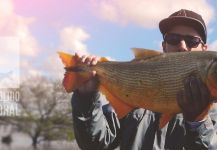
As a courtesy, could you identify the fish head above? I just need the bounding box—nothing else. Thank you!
[207,58,217,99]
[58,52,77,92]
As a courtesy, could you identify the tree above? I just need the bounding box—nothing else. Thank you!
[1,76,74,147]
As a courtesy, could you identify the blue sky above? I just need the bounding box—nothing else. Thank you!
[0,0,217,79]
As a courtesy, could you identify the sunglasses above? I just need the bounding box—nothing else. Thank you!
[164,33,204,48]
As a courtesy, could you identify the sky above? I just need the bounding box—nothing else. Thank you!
[0,0,217,80]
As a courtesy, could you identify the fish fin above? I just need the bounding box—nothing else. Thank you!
[207,76,217,99]
[100,57,109,62]
[159,113,174,129]
[100,85,134,118]
[58,51,90,93]
[62,72,90,93]
[195,103,213,121]
[131,48,162,59]
[58,51,78,67]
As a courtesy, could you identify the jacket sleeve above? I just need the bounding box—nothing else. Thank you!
[71,90,120,150]
[185,106,217,150]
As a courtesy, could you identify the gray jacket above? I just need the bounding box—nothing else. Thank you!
[72,91,217,150]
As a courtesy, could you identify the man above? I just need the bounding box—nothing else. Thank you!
[71,9,217,150]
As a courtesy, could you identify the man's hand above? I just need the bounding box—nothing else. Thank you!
[176,76,212,121]
[75,53,100,94]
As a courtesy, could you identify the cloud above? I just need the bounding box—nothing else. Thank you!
[92,0,215,28]
[0,0,39,57]
[0,36,20,89]
[41,54,65,79]
[59,26,90,55]
[0,71,20,88]
[0,0,42,80]
[16,17,39,57]
[0,0,13,18]
[20,60,43,79]
[209,40,217,51]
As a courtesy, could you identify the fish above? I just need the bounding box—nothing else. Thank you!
[58,48,217,128]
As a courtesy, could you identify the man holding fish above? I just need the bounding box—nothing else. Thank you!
[69,9,217,149]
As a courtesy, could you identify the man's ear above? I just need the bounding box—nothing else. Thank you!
[162,41,167,52]
[202,44,208,51]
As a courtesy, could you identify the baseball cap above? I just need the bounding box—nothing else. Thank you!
[159,9,207,43]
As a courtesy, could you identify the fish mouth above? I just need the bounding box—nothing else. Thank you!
[64,67,74,72]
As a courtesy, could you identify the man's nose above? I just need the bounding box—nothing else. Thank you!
[177,40,188,52]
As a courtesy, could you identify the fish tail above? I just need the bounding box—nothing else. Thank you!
[58,51,91,93]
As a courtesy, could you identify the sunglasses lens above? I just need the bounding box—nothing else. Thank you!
[164,34,181,45]
[164,34,202,48]
[185,36,201,48]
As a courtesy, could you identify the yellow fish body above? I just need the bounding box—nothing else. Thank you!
[58,48,217,128]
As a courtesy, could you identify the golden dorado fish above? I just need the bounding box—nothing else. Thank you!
[58,48,217,128]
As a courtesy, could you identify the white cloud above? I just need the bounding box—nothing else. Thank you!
[92,0,215,28]
[59,26,90,55]
[0,0,39,57]
[41,54,65,79]
[0,71,20,88]
[0,37,19,53]
[0,37,20,88]
[0,0,42,80]
[20,60,43,79]
[0,0,13,18]
[16,17,39,56]
[209,40,217,51]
